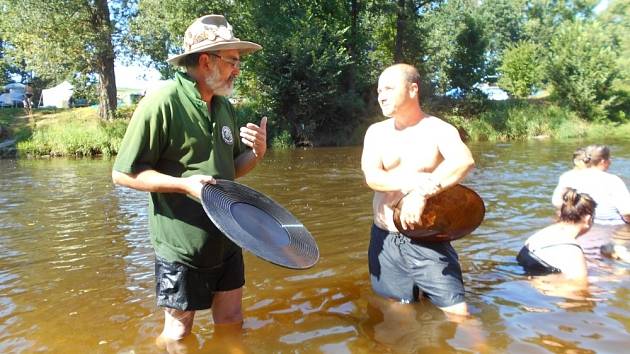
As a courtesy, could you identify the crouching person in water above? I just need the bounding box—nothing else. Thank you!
[518,188,596,280]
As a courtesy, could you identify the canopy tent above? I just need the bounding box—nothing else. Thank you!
[41,81,74,108]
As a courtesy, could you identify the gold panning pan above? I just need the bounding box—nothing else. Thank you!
[393,184,485,242]
[201,180,319,269]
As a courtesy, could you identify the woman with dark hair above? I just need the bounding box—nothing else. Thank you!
[552,144,630,225]
[518,188,596,280]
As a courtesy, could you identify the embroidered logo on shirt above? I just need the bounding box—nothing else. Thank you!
[221,126,234,145]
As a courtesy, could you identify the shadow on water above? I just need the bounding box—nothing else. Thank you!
[0,138,629,352]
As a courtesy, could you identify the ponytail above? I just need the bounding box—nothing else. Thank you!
[559,188,596,223]
[581,145,610,168]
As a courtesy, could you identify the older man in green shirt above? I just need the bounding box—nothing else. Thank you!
[112,15,266,344]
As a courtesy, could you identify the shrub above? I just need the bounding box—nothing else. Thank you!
[547,21,619,120]
[498,41,545,98]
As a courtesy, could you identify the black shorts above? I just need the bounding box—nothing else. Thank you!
[368,224,465,308]
[155,249,245,311]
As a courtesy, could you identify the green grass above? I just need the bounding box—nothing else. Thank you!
[0,107,34,141]
[443,99,630,141]
[15,107,128,157]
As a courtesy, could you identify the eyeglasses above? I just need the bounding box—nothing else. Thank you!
[207,53,240,68]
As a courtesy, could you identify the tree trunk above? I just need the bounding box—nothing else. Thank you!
[93,0,117,121]
[394,0,406,63]
[345,0,359,92]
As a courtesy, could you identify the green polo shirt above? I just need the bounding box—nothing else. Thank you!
[113,72,246,269]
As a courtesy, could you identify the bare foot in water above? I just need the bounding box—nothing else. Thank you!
[155,333,198,354]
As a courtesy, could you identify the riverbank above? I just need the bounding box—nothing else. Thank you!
[0,106,128,158]
[1,100,629,158]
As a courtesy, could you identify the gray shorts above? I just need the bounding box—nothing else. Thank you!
[368,224,465,308]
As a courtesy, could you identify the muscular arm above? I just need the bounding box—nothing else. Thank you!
[428,122,475,192]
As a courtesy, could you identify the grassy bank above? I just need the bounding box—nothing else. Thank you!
[1,99,629,158]
[1,107,128,157]
[435,99,630,142]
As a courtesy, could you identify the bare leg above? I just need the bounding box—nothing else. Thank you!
[212,287,243,324]
[156,308,196,352]
[439,302,489,353]
[211,288,245,354]
[439,301,469,317]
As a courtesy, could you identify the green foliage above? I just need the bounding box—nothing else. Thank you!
[243,7,363,146]
[498,41,545,98]
[422,0,487,94]
[445,100,579,141]
[70,74,99,104]
[478,0,527,75]
[3,0,629,149]
[450,14,488,91]
[599,0,630,89]
[271,130,294,150]
[114,104,137,120]
[547,20,619,120]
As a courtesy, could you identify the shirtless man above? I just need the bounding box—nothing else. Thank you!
[361,64,475,316]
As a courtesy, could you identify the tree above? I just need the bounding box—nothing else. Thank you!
[599,0,630,87]
[0,0,118,120]
[478,0,527,76]
[523,0,598,44]
[1,39,15,85]
[241,0,363,145]
[498,41,544,98]
[547,20,619,119]
[422,0,486,94]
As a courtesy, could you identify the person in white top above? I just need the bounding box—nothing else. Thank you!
[552,145,630,226]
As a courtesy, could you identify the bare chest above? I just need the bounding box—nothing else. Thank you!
[380,129,441,172]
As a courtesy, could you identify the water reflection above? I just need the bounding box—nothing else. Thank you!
[0,138,628,353]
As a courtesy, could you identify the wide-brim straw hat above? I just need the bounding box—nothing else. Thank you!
[167,15,262,66]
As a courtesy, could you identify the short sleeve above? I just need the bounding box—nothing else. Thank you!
[113,99,169,174]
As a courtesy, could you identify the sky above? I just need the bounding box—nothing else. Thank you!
[114,62,163,90]
[594,0,609,14]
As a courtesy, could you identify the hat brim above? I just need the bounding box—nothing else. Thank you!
[201,180,319,269]
[393,184,485,242]
[167,41,262,66]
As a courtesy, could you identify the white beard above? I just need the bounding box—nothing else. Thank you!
[205,70,234,96]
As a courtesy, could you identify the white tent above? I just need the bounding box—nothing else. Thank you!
[41,81,74,108]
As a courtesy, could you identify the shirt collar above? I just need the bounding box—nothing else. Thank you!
[175,71,206,108]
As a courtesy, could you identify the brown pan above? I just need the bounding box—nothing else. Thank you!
[393,184,485,242]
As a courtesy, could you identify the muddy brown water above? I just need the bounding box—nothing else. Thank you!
[1,139,629,353]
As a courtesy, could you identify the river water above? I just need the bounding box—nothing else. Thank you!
[1,139,629,353]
